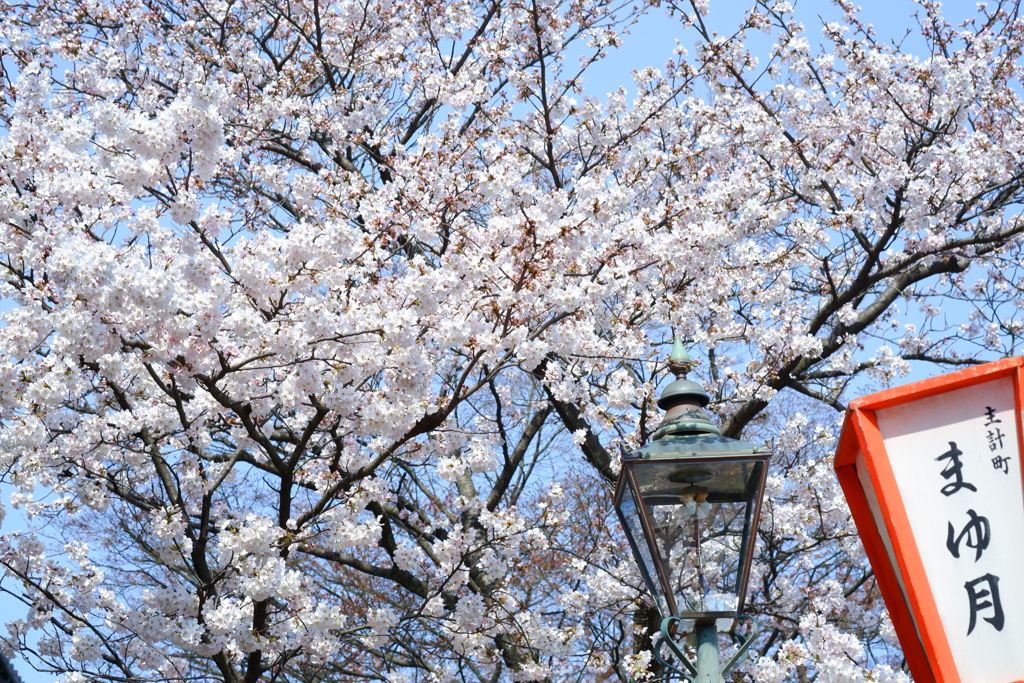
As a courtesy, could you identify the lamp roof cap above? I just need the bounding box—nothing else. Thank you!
[657,335,710,410]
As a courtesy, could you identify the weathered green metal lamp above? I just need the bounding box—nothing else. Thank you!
[613,338,771,682]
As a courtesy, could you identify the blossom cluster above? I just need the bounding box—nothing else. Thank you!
[2,0,1024,681]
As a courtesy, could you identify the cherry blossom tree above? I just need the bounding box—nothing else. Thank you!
[2,0,1024,681]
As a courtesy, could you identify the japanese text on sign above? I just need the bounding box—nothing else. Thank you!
[937,411,1012,635]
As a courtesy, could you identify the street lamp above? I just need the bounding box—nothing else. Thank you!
[614,339,771,682]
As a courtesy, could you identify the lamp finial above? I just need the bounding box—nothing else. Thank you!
[667,334,696,379]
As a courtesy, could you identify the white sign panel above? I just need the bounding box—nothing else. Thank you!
[876,377,1024,683]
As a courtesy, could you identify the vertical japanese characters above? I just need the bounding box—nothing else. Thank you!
[937,405,1014,636]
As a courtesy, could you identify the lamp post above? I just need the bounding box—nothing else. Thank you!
[614,339,771,682]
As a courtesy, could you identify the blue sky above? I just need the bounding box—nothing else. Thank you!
[582,0,980,99]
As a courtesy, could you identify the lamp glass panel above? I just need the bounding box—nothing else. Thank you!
[632,460,762,616]
[616,482,670,616]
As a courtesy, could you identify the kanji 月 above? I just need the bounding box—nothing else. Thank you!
[965,574,1005,635]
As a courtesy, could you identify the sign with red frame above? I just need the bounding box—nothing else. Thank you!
[834,357,1024,683]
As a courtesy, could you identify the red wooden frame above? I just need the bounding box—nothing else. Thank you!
[833,357,1024,683]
